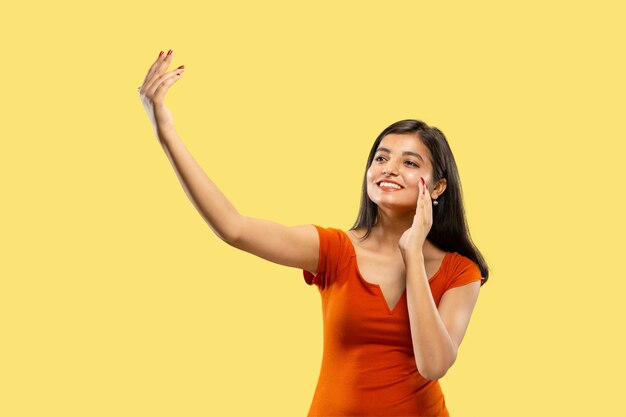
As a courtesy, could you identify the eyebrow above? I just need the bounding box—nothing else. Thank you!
[375,147,425,163]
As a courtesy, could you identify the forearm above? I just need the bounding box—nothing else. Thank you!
[157,126,242,243]
[405,255,456,380]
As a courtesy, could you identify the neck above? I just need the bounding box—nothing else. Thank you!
[365,207,441,260]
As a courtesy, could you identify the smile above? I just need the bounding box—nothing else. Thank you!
[377,181,403,191]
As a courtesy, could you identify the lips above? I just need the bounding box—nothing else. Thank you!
[377,180,403,191]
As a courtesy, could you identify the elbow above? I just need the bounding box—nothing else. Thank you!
[222,228,241,247]
[420,367,448,381]
[207,215,244,246]
[223,217,245,247]
[206,222,237,245]
[417,354,457,381]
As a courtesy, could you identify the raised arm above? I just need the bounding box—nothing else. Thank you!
[137,50,319,273]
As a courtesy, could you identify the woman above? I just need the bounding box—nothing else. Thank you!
[138,49,490,417]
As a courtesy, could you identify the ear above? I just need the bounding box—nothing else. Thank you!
[432,178,447,199]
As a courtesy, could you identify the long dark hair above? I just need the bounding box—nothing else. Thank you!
[350,119,490,285]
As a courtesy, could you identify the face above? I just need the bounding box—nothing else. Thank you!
[366,133,434,211]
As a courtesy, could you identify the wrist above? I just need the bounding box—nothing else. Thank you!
[401,248,424,264]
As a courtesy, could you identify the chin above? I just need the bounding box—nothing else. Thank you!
[371,198,416,212]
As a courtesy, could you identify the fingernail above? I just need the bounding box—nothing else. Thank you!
[176,73,181,76]
[420,177,424,185]
[177,65,185,69]
[159,51,164,57]
[167,49,173,56]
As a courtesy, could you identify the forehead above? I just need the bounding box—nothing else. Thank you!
[377,133,431,160]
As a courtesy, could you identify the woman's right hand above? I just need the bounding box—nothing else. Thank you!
[137,49,185,136]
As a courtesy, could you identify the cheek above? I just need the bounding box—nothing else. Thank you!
[365,169,377,198]
[366,171,374,190]
[404,171,423,187]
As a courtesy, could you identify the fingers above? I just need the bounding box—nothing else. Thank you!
[138,50,167,92]
[138,49,176,94]
[416,179,432,217]
[416,180,424,211]
[138,50,185,102]
[144,49,175,91]
[141,50,165,86]
[418,177,431,199]
[152,68,185,102]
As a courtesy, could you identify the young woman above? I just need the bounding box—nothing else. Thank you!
[138,49,490,417]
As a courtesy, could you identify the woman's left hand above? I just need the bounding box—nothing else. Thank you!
[399,177,433,261]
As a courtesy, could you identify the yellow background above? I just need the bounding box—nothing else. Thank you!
[2,1,625,416]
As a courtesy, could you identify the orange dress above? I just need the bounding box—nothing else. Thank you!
[302,225,484,417]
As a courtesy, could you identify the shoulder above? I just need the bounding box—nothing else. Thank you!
[305,226,354,288]
[310,225,353,255]
[448,251,478,269]
[445,252,484,288]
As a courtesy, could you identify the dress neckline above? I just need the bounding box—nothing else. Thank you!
[339,229,450,314]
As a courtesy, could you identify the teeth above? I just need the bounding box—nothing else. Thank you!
[379,181,402,189]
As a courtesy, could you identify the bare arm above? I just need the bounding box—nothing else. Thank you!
[158,126,241,243]
[399,179,480,380]
[137,49,319,273]
[158,127,319,271]
[405,254,480,380]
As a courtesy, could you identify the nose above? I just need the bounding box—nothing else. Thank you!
[383,160,399,176]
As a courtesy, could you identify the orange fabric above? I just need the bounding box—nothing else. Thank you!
[302,225,483,417]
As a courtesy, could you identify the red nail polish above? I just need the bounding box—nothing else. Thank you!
[177,65,185,69]
[167,49,173,55]
[159,51,164,57]
[176,73,181,76]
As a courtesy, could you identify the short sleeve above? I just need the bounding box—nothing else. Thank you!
[446,254,484,291]
[302,225,347,290]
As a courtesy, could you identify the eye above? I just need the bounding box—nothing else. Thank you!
[374,156,386,162]
[405,161,419,167]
